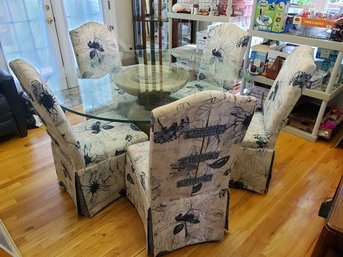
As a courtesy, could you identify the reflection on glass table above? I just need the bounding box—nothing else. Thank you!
[50,50,198,124]
[113,63,188,109]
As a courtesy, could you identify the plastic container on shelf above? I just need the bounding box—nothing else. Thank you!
[232,4,253,17]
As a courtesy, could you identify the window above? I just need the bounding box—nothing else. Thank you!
[0,0,111,91]
[325,0,343,14]
[0,0,59,80]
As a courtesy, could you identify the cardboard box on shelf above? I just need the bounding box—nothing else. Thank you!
[305,70,328,89]
[253,0,290,32]
[250,44,269,72]
[293,16,335,29]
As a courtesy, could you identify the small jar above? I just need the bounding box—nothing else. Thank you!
[193,4,199,15]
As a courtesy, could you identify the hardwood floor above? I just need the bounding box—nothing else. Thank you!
[0,114,342,257]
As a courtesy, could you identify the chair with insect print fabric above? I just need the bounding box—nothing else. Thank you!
[10,59,148,217]
[170,23,249,100]
[229,45,316,194]
[69,22,122,79]
[125,90,256,256]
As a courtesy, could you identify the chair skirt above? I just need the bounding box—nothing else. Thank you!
[230,147,274,194]
[52,142,127,217]
[125,144,230,256]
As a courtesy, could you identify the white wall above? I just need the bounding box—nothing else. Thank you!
[113,1,134,51]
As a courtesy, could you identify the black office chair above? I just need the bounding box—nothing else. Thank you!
[0,68,27,138]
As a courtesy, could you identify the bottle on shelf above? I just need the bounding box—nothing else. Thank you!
[226,0,232,16]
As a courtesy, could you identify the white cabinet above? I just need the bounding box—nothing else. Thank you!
[243,1,343,142]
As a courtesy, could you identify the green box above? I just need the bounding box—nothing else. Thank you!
[254,0,290,33]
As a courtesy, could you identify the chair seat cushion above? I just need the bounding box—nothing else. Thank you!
[241,111,270,149]
[73,119,148,166]
[126,141,150,194]
[169,80,222,100]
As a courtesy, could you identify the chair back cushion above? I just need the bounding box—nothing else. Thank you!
[10,59,85,168]
[199,23,249,88]
[263,45,316,139]
[69,22,122,79]
[149,91,256,203]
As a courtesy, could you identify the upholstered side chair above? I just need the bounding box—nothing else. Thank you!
[10,59,148,217]
[171,23,249,99]
[125,91,256,256]
[69,22,122,79]
[229,45,316,194]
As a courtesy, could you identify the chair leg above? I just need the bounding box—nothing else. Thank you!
[147,208,154,256]
[265,151,275,191]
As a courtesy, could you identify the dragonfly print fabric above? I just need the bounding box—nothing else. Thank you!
[171,23,249,99]
[125,91,256,256]
[10,59,148,217]
[230,45,316,194]
[69,22,122,79]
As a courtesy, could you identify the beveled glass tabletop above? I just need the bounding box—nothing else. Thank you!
[50,49,223,123]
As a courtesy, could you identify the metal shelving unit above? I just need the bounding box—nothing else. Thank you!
[247,74,343,101]
[243,0,343,141]
[248,29,343,52]
[170,44,202,60]
[168,12,249,23]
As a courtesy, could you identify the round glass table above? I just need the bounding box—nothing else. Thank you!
[50,50,203,124]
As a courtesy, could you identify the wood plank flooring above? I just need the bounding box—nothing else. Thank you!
[0,114,342,257]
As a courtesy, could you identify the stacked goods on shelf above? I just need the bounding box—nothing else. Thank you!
[291,12,343,40]
[249,44,269,74]
[289,101,343,139]
[174,0,229,15]
[173,0,252,17]
[288,101,321,133]
[252,0,343,42]
[319,107,343,139]
[244,0,343,141]
[248,43,294,78]
[311,48,342,90]
[331,17,343,42]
